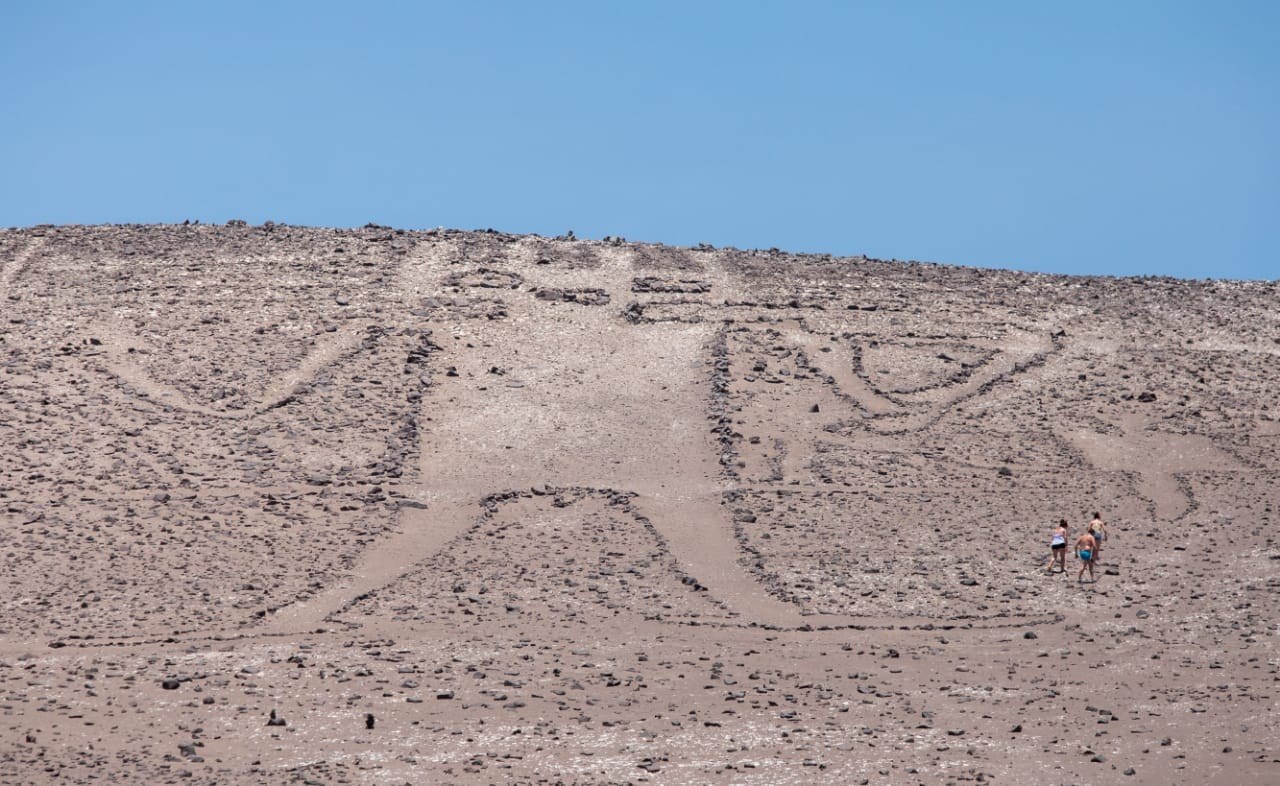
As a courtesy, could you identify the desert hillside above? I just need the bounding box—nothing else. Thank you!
[1,224,1277,784]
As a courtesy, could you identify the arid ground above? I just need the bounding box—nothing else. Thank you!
[1,225,1277,785]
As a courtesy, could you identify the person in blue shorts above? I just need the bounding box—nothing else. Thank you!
[1075,529,1098,583]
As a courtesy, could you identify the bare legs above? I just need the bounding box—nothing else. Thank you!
[1077,553,1095,582]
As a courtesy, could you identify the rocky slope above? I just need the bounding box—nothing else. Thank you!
[1,224,1277,784]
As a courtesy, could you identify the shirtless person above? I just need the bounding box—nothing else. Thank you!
[1087,512,1108,561]
[1047,519,1069,573]
[1076,529,1098,583]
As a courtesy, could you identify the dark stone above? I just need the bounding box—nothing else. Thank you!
[632,277,711,294]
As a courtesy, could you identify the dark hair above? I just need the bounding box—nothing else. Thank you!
[1093,512,1101,519]
[1059,519,1067,527]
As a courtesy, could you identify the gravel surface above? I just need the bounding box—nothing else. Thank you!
[1,224,1277,784]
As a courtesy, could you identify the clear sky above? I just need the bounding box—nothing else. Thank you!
[2,2,1276,279]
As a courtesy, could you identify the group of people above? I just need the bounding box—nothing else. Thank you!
[1046,512,1110,582]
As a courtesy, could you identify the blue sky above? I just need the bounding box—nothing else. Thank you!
[2,2,1276,279]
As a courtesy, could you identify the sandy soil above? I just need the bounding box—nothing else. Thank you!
[0,224,1277,784]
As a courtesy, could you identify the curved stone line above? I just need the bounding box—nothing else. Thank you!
[786,326,1062,434]
[90,316,379,420]
[853,341,1000,401]
[861,331,1065,437]
[251,324,371,414]
[86,237,440,420]
[1060,412,1245,523]
[788,327,902,417]
[91,324,238,420]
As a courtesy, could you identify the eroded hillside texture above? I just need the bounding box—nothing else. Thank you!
[1,224,1278,784]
